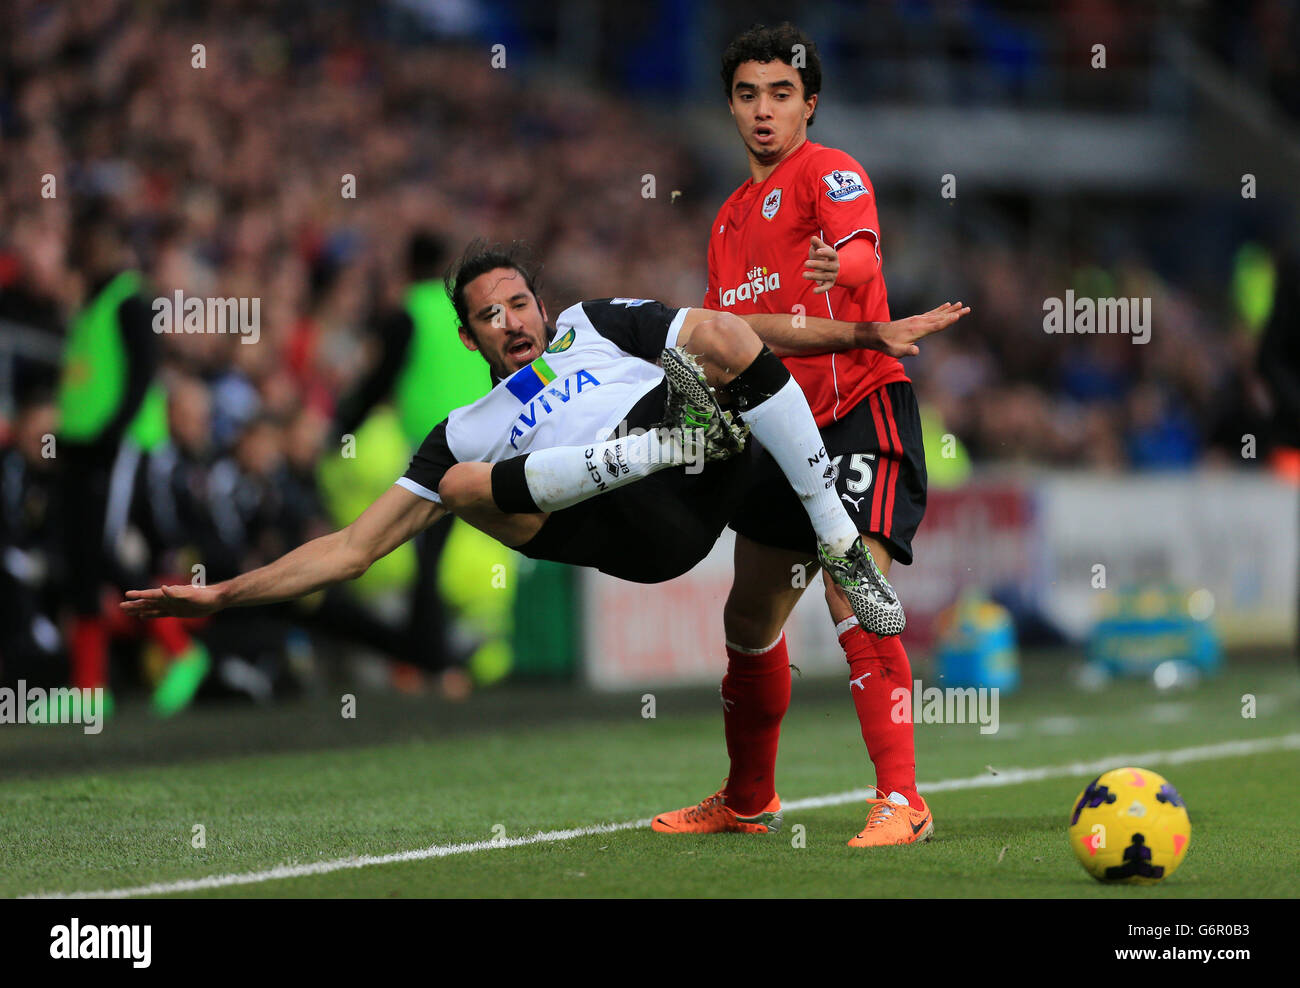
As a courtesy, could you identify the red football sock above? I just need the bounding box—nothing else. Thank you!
[721,635,791,816]
[148,616,191,658]
[70,617,109,691]
[103,595,135,637]
[840,622,920,809]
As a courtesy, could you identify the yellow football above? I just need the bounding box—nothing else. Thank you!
[1068,767,1191,883]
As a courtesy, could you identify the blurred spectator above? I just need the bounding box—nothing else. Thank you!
[333,230,495,689]
[1258,242,1300,459]
[55,200,162,701]
[1256,237,1300,654]
[105,374,217,715]
[1125,384,1200,469]
[0,385,63,688]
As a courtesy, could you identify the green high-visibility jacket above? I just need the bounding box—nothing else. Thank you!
[394,281,491,446]
[58,271,166,450]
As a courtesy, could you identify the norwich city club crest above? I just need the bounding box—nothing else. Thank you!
[546,327,576,353]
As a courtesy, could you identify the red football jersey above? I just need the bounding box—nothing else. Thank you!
[704,140,907,426]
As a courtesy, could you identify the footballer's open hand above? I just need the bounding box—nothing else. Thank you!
[121,583,224,619]
[803,235,838,294]
[862,301,970,357]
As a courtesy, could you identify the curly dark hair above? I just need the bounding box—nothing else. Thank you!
[445,239,544,334]
[720,23,822,126]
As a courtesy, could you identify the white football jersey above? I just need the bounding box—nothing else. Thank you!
[398,299,686,503]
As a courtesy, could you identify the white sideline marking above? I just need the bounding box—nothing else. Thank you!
[781,732,1300,810]
[25,732,1300,899]
[1033,716,1081,736]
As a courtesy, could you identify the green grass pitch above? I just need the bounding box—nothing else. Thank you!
[2,654,1298,898]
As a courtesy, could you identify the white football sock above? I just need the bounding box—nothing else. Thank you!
[739,377,859,555]
[523,429,696,512]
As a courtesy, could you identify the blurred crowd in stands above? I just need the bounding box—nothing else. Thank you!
[1203,0,1300,121]
[1,0,1297,701]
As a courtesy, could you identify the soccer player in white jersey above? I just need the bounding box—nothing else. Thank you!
[124,244,965,669]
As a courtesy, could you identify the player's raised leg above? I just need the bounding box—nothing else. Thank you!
[673,314,903,636]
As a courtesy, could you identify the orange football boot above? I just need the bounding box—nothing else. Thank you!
[847,792,934,847]
[651,785,783,834]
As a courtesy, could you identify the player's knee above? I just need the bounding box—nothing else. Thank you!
[690,313,759,378]
[723,593,780,648]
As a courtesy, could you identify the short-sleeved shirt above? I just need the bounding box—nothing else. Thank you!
[705,140,907,427]
[398,299,686,504]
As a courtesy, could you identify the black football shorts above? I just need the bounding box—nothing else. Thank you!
[729,381,927,565]
[516,380,754,583]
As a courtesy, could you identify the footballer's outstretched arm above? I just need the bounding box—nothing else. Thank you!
[121,485,445,618]
[727,302,969,358]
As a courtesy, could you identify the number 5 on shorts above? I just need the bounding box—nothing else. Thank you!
[833,452,875,494]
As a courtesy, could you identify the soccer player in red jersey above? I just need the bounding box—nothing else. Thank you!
[652,24,947,845]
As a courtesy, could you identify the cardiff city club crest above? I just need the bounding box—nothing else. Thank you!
[761,188,782,220]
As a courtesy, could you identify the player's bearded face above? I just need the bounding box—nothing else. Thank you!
[729,60,814,166]
[461,268,549,377]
